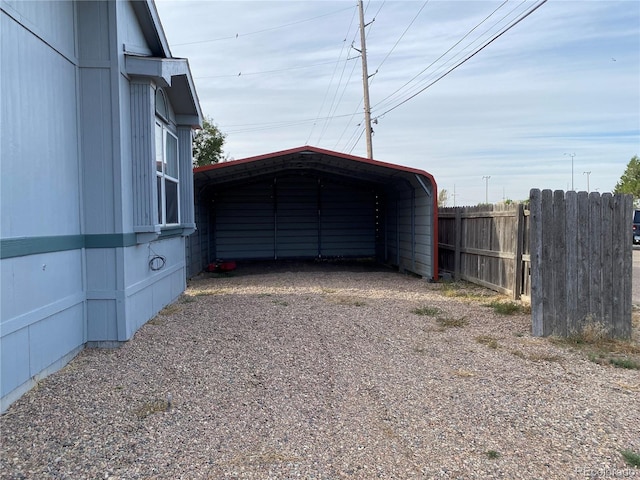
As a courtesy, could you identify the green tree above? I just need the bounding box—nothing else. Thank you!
[614,155,640,204]
[192,116,226,167]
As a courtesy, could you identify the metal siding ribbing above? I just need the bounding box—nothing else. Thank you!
[214,180,275,259]
[276,176,318,258]
[384,184,433,278]
[413,188,433,276]
[130,81,157,232]
[320,182,375,257]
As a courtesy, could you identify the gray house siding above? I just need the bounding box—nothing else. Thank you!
[1,0,202,412]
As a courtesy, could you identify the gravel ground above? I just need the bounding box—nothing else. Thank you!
[1,262,639,479]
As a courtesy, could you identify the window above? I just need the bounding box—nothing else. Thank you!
[156,121,179,226]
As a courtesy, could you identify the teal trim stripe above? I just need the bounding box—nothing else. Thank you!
[85,234,137,248]
[1,235,84,259]
[2,233,139,259]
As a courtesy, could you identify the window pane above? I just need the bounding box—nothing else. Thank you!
[155,89,168,120]
[155,123,163,172]
[157,176,163,224]
[165,179,179,224]
[165,132,178,179]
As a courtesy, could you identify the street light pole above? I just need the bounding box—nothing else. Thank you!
[583,171,591,193]
[564,152,576,190]
[482,175,491,204]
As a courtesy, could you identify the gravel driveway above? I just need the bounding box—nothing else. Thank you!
[1,263,639,479]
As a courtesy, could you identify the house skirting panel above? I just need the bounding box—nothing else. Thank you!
[1,236,189,412]
[1,304,85,413]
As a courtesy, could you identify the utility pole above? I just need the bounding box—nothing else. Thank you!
[583,171,591,192]
[483,176,491,204]
[564,152,575,190]
[357,0,373,159]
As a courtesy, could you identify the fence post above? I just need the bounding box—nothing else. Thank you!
[530,189,543,336]
[513,203,524,300]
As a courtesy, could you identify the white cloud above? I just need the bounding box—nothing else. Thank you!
[156,0,640,204]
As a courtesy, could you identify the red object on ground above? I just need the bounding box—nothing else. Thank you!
[207,261,236,272]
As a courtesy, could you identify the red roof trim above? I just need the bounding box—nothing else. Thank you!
[193,145,434,181]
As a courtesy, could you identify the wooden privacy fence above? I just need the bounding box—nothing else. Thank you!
[438,190,633,339]
[438,203,530,300]
[530,189,632,338]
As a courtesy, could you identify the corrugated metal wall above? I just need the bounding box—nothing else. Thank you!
[384,180,433,276]
[193,174,377,265]
[320,181,375,257]
[215,179,275,260]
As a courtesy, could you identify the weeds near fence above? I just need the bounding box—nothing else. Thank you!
[486,300,524,315]
[551,317,640,370]
[439,281,496,302]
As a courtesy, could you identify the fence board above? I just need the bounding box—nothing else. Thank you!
[601,194,613,327]
[613,194,633,337]
[565,191,578,333]
[541,189,555,335]
[576,192,590,328]
[588,192,603,322]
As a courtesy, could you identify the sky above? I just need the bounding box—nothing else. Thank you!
[155,0,640,206]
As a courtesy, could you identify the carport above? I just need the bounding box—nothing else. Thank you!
[189,146,438,280]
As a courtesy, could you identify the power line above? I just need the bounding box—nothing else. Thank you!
[307,5,359,145]
[221,112,361,135]
[315,0,383,147]
[171,6,355,46]
[370,0,430,85]
[194,59,344,79]
[373,0,548,119]
[372,0,510,113]
[388,0,530,105]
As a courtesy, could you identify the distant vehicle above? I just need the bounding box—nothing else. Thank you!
[634,210,640,244]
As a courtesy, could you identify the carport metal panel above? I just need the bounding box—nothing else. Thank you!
[210,173,377,260]
[193,146,438,279]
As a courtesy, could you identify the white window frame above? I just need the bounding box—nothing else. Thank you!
[155,120,180,227]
